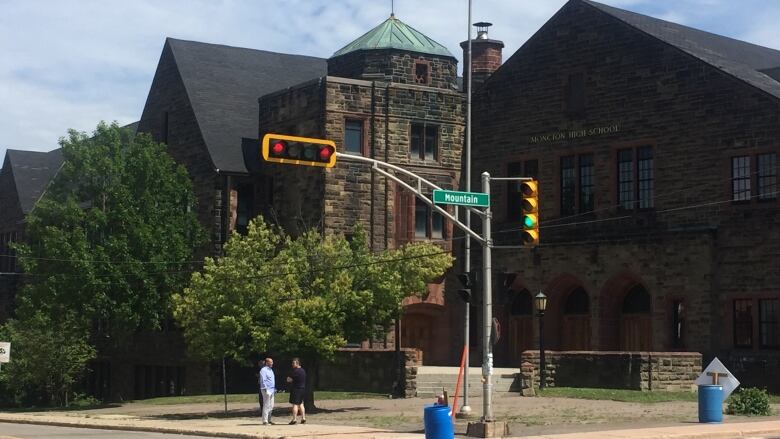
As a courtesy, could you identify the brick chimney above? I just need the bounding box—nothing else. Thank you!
[460,22,504,91]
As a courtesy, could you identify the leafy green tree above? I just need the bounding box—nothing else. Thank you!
[2,122,205,405]
[173,216,453,407]
[0,313,95,407]
[15,121,204,337]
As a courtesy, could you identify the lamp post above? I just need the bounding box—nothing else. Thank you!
[534,291,548,390]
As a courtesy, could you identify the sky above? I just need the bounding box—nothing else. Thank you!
[2,0,780,164]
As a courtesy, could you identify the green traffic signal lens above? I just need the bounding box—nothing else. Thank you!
[523,215,535,228]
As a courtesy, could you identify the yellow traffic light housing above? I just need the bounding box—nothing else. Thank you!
[520,180,539,247]
[261,133,337,168]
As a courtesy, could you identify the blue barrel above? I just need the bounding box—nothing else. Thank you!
[423,404,453,439]
[698,384,724,423]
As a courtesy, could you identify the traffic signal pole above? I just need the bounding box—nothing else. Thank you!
[480,172,494,422]
[335,153,535,426]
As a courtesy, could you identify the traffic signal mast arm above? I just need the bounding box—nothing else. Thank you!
[336,152,486,244]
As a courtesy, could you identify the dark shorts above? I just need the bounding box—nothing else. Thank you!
[289,388,304,405]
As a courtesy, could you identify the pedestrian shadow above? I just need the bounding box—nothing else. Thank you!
[146,406,370,420]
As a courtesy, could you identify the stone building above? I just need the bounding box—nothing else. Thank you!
[0,149,63,322]
[254,15,465,365]
[471,0,780,389]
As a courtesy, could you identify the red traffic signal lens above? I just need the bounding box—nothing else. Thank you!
[271,141,286,156]
[319,146,334,161]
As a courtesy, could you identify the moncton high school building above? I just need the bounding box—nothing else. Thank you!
[2,0,780,397]
[471,0,780,390]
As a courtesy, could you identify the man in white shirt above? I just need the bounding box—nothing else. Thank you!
[259,357,276,425]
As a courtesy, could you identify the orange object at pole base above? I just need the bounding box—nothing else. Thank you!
[451,344,468,420]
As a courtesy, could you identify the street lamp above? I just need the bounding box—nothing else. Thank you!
[534,291,548,390]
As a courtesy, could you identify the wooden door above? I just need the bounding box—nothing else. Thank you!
[401,315,434,364]
[509,316,534,366]
[561,315,591,350]
[620,315,652,350]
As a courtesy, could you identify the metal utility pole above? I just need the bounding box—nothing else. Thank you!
[461,0,474,417]
[480,172,494,421]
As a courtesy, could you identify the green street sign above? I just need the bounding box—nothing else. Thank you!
[433,189,490,208]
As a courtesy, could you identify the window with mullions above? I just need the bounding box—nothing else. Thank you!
[732,156,751,201]
[410,123,438,161]
[760,299,779,349]
[758,153,777,200]
[617,146,654,210]
[579,154,594,212]
[561,156,576,215]
[637,146,654,209]
[734,299,753,348]
[617,149,634,210]
[344,119,363,154]
[414,198,445,240]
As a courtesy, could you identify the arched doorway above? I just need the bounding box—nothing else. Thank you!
[561,287,591,350]
[508,289,534,366]
[620,285,652,350]
[401,313,435,364]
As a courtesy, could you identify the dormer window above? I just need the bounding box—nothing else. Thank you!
[414,61,430,84]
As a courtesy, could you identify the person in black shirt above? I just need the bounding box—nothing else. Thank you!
[286,358,307,424]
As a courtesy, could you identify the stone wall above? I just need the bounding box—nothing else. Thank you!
[328,51,457,90]
[520,351,702,391]
[318,348,422,397]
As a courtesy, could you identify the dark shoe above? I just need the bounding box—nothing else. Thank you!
[288,420,297,425]
[301,419,306,424]
[269,421,277,425]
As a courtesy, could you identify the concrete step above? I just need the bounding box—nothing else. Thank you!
[413,366,522,397]
[414,375,520,397]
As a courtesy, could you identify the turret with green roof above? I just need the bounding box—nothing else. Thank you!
[328,14,458,90]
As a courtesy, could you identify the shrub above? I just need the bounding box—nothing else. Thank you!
[727,387,772,416]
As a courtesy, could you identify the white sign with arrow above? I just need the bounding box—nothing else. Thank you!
[695,357,740,398]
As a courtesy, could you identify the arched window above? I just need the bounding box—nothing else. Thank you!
[622,285,651,314]
[564,287,589,314]
[510,289,533,316]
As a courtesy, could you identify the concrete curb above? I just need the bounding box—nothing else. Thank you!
[0,418,270,439]
[515,421,780,439]
[0,415,422,439]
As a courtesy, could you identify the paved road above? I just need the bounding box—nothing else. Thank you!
[0,423,216,439]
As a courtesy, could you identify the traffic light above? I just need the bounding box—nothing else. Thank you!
[261,133,337,168]
[457,272,474,303]
[520,179,540,247]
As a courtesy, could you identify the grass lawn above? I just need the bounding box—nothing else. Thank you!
[537,387,698,403]
[538,387,780,404]
[138,391,387,405]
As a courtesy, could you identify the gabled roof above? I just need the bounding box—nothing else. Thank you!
[166,38,327,174]
[3,149,63,214]
[332,15,455,59]
[583,0,780,100]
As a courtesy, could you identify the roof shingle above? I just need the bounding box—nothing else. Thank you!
[167,38,327,174]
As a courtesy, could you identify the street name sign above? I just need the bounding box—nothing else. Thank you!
[695,357,739,398]
[433,189,490,208]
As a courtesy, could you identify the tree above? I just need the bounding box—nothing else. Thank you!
[3,122,205,405]
[15,121,204,337]
[172,217,453,408]
[0,313,95,407]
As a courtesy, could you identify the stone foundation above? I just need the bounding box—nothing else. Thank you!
[319,348,422,397]
[521,351,702,391]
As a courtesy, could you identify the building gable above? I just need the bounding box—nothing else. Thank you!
[165,38,327,174]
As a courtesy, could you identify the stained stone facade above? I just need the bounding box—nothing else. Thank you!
[470,0,780,390]
[256,31,466,365]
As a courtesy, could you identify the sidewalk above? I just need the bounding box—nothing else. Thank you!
[2,410,780,439]
[0,411,424,438]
